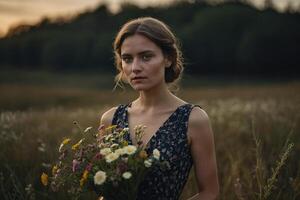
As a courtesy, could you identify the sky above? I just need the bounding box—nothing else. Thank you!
[0,0,299,37]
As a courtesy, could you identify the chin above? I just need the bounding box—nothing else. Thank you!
[130,84,151,91]
[131,81,163,92]
[132,86,148,91]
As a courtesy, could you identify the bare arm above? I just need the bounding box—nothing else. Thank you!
[100,107,118,127]
[187,107,219,200]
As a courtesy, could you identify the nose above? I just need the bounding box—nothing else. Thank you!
[131,58,142,73]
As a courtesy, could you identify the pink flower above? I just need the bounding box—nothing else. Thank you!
[98,125,105,131]
[85,163,92,171]
[117,161,128,174]
[72,159,80,172]
[93,153,103,160]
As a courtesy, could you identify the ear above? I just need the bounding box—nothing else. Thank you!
[164,57,172,68]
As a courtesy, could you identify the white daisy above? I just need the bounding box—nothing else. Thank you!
[144,159,152,168]
[123,145,137,155]
[105,152,119,163]
[122,172,132,179]
[115,148,125,156]
[153,149,160,160]
[94,170,106,185]
[100,148,112,156]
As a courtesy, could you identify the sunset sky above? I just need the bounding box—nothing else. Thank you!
[0,0,299,37]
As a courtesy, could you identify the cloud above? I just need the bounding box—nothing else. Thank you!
[0,0,299,36]
[0,2,33,15]
[0,0,103,34]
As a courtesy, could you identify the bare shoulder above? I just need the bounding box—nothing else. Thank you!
[100,106,118,127]
[188,106,213,143]
[189,106,210,126]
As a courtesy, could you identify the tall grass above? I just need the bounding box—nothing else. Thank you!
[0,75,299,199]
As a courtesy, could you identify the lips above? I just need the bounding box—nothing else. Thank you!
[131,76,147,81]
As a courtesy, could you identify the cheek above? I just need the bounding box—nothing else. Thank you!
[150,60,165,76]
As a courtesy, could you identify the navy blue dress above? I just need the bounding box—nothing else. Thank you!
[112,103,199,200]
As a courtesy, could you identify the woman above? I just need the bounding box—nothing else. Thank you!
[100,17,219,200]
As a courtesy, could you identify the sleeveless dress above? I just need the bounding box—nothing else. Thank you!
[111,103,200,200]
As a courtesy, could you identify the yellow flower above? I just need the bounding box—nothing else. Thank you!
[72,138,85,150]
[80,178,85,187]
[122,141,128,146]
[80,170,89,187]
[62,138,71,145]
[106,125,117,131]
[52,165,58,175]
[82,170,89,180]
[41,172,48,186]
[139,150,148,159]
[58,138,71,152]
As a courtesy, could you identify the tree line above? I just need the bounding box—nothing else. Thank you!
[0,1,299,76]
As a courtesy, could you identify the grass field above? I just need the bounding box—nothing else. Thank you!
[0,70,299,199]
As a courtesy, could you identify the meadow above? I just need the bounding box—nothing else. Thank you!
[0,71,299,200]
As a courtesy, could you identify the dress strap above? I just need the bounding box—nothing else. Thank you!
[175,104,202,134]
[191,104,202,109]
[186,104,203,122]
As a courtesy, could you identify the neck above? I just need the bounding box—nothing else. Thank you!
[133,84,174,109]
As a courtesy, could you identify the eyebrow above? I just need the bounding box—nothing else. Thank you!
[121,50,154,57]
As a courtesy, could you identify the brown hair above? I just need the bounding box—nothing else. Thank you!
[113,17,184,91]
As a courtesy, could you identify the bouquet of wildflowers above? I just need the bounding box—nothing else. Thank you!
[41,122,165,200]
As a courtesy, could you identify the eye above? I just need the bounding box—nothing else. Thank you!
[142,54,152,61]
[122,56,132,64]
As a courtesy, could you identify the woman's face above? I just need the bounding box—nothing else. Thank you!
[120,34,171,91]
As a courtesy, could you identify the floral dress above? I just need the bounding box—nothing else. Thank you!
[112,103,200,200]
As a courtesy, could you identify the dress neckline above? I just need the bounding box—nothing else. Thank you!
[124,103,189,150]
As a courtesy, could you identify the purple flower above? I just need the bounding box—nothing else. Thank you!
[72,159,80,172]
[117,161,128,174]
[85,163,92,171]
